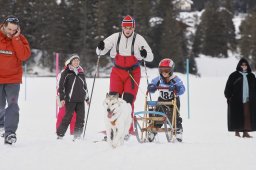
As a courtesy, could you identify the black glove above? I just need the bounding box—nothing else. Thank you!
[227,97,231,103]
[140,49,147,58]
[147,83,157,93]
[98,41,105,50]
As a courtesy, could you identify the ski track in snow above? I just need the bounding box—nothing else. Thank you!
[0,72,255,170]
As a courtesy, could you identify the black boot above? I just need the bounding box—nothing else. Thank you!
[235,131,240,137]
[243,131,253,138]
[5,133,17,145]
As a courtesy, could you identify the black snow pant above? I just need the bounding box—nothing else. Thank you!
[57,101,85,137]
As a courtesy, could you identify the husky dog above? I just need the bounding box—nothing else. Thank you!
[103,93,132,148]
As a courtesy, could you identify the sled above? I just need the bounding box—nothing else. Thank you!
[134,87,180,143]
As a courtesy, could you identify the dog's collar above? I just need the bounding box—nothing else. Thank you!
[111,119,117,126]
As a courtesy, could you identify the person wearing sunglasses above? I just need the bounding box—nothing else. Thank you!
[96,15,154,137]
[225,58,256,138]
[0,15,31,145]
[147,58,185,142]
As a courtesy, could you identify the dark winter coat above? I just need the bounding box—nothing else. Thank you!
[224,58,256,131]
[59,65,89,102]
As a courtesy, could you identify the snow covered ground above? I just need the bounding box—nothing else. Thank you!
[0,56,255,170]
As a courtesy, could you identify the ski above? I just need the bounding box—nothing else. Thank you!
[93,139,107,143]
[93,130,135,143]
[98,130,135,136]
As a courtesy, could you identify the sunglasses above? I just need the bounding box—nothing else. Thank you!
[123,27,134,30]
[5,17,19,24]
[241,63,247,67]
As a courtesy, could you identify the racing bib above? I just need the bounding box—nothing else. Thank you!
[159,89,174,100]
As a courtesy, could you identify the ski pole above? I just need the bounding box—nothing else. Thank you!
[55,53,59,118]
[83,54,101,139]
[141,46,152,101]
[143,59,150,86]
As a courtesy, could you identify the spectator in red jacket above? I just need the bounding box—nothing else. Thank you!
[0,15,31,145]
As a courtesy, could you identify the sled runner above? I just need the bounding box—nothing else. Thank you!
[134,87,180,143]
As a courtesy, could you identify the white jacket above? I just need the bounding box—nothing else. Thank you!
[96,32,154,62]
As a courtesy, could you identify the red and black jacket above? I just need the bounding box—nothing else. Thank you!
[59,66,89,102]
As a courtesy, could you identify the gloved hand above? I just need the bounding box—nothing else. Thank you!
[86,101,90,106]
[98,41,105,50]
[169,85,176,92]
[227,97,231,103]
[85,98,90,105]
[147,83,157,93]
[140,49,147,58]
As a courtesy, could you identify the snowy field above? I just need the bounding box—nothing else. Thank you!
[0,56,256,170]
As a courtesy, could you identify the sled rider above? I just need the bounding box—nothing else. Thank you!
[147,58,185,142]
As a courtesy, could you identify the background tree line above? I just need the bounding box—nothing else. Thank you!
[0,0,256,75]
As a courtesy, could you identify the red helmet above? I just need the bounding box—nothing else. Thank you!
[158,58,175,76]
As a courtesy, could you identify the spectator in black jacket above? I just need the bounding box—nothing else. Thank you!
[224,58,256,138]
[56,54,89,140]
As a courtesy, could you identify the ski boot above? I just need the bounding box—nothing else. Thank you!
[5,133,17,145]
[57,136,63,140]
[57,133,64,140]
[73,134,82,141]
[176,128,183,142]
[147,131,157,142]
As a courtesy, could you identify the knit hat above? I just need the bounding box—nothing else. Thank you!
[65,54,80,66]
[121,15,135,28]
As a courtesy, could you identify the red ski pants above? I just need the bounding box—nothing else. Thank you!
[56,105,76,135]
[110,66,141,132]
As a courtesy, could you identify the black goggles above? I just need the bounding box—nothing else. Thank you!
[5,17,19,24]
[159,68,171,73]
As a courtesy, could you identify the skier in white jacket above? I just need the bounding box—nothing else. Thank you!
[96,15,154,134]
